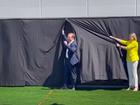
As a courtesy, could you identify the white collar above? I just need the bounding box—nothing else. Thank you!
[68,40,74,45]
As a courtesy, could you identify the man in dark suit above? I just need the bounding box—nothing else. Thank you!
[62,29,79,90]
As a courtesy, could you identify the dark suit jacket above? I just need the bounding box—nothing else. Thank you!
[63,34,79,65]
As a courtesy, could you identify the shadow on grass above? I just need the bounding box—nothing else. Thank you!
[76,88,126,91]
[42,85,127,91]
[41,87,53,90]
[50,103,64,105]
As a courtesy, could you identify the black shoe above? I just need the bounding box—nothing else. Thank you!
[61,85,68,89]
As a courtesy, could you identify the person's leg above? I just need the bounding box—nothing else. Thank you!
[64,59,70,88]
[70,65,77,90]
[132,61,139,91]
[127,62,133,90]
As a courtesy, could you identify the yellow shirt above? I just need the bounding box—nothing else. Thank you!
[120,40,139,62]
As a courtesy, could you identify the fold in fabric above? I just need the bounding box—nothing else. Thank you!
[0,18,140,86]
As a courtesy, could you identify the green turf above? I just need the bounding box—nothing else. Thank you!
[0,87,140,105]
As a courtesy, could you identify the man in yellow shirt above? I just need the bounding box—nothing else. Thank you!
[110,33,139,91]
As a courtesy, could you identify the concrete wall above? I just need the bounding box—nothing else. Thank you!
[0,0,139,18]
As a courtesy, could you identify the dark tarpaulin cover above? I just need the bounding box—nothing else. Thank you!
[0,17,139,86]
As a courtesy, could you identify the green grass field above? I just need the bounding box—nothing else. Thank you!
[0,87,140,105]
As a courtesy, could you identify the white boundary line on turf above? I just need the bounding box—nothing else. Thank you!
[37,90,54,105]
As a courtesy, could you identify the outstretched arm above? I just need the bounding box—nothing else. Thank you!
[109,36,122,42]
[110,36,127,45]
[116,43,126,50]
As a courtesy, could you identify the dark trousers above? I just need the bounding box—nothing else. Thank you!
[64,58,77,88]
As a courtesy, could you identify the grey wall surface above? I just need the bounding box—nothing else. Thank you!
[0,0,139,18]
